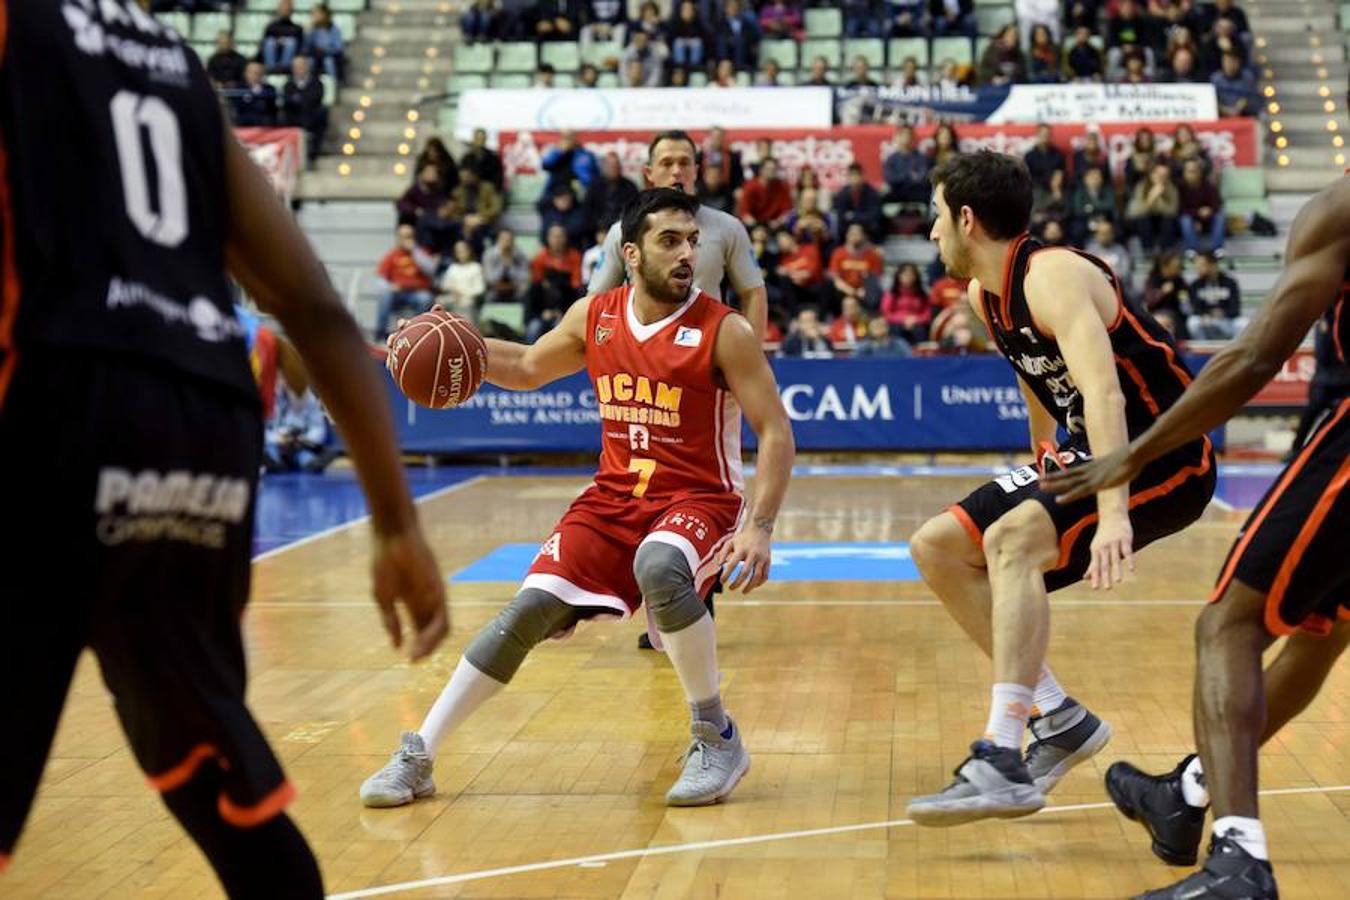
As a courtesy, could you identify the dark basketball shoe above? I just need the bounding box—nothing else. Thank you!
[1135,834,1278,899]
[907,739,1045,826]
[1024,697,1112,793]
[1107,755,1207,866]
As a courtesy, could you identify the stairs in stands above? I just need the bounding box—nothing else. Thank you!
[1248,0,1349,191]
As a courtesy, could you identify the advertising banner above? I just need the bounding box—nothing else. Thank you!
[235,127,304,201]
[834,84,1012,126]
[984,83,1220,125]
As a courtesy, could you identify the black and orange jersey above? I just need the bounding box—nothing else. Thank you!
[979,233,1196,439]
[1311,270,1350,408]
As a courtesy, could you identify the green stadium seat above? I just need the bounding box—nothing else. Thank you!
[931,36,973,67]
[192,42,213,65]
[540,41,580,71]
[775,70,797,85]
[553,72,576,87]
[491,72,532,88]
[332,13,357,37]
[507,174,548,206]
[802,38,842,68]
[844,38,885,68]
[447,72,488,92]
[266,73,288,93]
[158,12,190,38]
[1342,3,1350,30]
[975,5,1015,36]
[480,302,525,334]
[690,70,708,86]
[804,8,842,38]
[321,73,337,106]
[1221,167,1267,200]
[974,35,991,62]
[453,43,493,73]
[597,71,620,87]
[328,0,365,11]
[190,12,232,43]
[759,39,800,69]
[581,40,623,67]
[232,12,271,43]
[888,37,929,68]
[496,42,538,72]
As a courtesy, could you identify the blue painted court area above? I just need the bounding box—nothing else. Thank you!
[453,542,921,583]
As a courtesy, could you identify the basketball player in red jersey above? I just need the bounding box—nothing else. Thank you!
[1043,178,1350,900]
[362,188,795,808]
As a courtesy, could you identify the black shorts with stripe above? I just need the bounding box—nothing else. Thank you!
[1211,397,1350,636]
[0,352,290,859]
[952,435,1217,592]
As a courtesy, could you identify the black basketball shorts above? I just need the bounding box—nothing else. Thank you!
[0,351,287,864]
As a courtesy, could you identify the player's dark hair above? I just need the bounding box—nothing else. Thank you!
[929,150,1033,241]
[621,187,700,247]
[647,129,697,161]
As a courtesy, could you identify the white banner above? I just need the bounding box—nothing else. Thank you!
[985,83,1219,125]
[455,86,834,134]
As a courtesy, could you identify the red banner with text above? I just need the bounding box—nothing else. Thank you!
[235,127,304,202]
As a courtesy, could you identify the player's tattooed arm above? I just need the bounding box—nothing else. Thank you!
[485,296,591,390]
[752,515,775,535]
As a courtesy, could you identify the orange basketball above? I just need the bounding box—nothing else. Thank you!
[386,309,487,410]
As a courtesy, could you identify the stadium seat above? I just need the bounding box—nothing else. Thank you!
[760,39,800,70]
[190,12,232,43]
[191,42,213,65]
[332,13,357,37]
[690,70,709,86]
[232,12,271,44]
[554,72,576,87]
[975,5,1016,35]
[321,74,337,106]
[447,72,488,93]
[804,8,843,38]
[480,302,526,334]
[491,72,532,88]
[158,12,190,38]
[597,71,620,87]
[581,40,623,67]
[1341,3,1350,29]
[887,37,929,68]
[507,174,548,207]
[496,42,538,72]
[540,42,581,71]
[453,43,494,73]
[931,36,973,67]
[975,36,991,62]
[328,0,365,11]
[802,37,842,68]
[844,38,885,68]
[1221,167,1267,200]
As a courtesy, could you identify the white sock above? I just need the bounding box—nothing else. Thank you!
[659,612,723,724]
[1033,665,1068,715]
[1213,815,1269,861]
[417,657,506,756]
[1181,755,1210,808]
[985,683,1034,750]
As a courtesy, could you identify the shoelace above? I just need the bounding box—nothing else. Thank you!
[682,738,712,771]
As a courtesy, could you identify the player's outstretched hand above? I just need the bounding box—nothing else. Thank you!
[371,526,449,660]
[1085,513,1134,590]
[383,305,448,349]
[1041,447,1141,504]
[716,526,772,594]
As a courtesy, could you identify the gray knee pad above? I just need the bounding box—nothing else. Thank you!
[464,588,580,683]
[634,542,706,634]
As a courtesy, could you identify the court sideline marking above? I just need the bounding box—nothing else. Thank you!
[327,783,1350,899]
[251,597,1220,609]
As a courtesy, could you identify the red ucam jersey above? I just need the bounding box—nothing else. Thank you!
[586,286,745,501]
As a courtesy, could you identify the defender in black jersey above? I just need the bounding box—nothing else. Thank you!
[1045,178,1350,900]
[904,152,1216,829]
[0,2,447,895]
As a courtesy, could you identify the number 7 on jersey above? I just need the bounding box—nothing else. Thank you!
[628,457,656,498]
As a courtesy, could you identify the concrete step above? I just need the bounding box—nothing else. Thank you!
[352,25,460,44]
[344,70,447,90]
[360,10,461,29]
[1259,61,1347,80]
[298,169,408,200]
[1250,16,1337,33]
[1265,167,1344,192]
[298,201,397,231]
[1260,43,1344,64]
[332,101,434,123]
[1267,93,1346,113]
[307,231,392,263]
[370,0,459,11]
[342,53,454,73]
[1268,111,1350,131]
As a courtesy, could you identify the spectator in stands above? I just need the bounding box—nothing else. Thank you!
[669,67,691,87]
[845,56,882,89]
[263,382,333,474]
[541,130,599,198]
[856,315,914,356]
[1211,50,1258,117]
[1167,46,1202,83]
[415,196,465,261]
[440,240,487,318]
[932,299,990,353]
[711,58,739,87]
[1084,217,1134,298]
[1069,166,1118,244]
[526,224,583,342]
[780,306,832,358]
[261,0,304,74]
[713,0,761,73]
[1023,123,1067,190]
[483,228,531,303]
[885,1,927,38]
[415,137,460,196]
[893,56,927,87]
[828,223,885,313]
[232,61,278,127]
[1016,0,1062,48]
[750,138,774,178]
[1031,167,1070,233]
[1117,48,1152,84]
[932,123,961,166]
[928,266,969,311]
[829,295,872,349]
[1123,126,1159,192]
[620,30,668,86]
[580,0,628,54]
[699,126,743,191]
[632,1,668,47]
[1064,0,1101,32]
[460,128,504,191]
[1169,123,1212,178]
[1063,25,1104,82]
[759,0,805,41]
[460,0,495,44]
[804,55,833,86]
[579,63,601,88]
[697,165,738,215]
[584,153,639,229]
[1186,250,1247,339]
[842,0,883,38]
[1040,218,1069,247]
[532,0,579,42]
[1177,157,1225,255]
[756,58,784,86]
[929,0,976,37]
[979,25,1027,86]
[1027,24,1061,83]
[883,124,933,204]
[668,1,712,73]
[774,229,825,312]
[1106,0,1161,74]
[280,56,327,167]
[1144,250,1191,338]
[1070,130,1108,184]
[581,225,609,285]
[881,262,934,344]
[397,163,448,226]
[1127,160,1180,252]
[1202,0,1251,42]
[303,3,345,82]
[453,166,504,253]
[832,164,885,244]
[786,189,834,253]
[206,31,246,89]
[375,225,436,339]
[539,185,594,252]
[534,62,558,88]
[1200,18,1247,76]
[739,157,794,230]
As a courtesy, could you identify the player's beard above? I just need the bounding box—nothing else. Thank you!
[638,254,691,305]
[941,229,973,279]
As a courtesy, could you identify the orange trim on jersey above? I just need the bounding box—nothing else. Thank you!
[948,504,984,550]
[1054,439,1213,570]
[1116,355,1161,416]
[0,851,9,873]
[998,233,1029,327]
[1262,453,1350,636]
[1118,304,1193,390]
[1211,399,1350,602]
[145,743,220,792]
[1335,290,1346,365]
[0,0,20,412]
[218,781,296,828]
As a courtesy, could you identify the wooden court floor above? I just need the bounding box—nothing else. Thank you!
[6,473,1349,899]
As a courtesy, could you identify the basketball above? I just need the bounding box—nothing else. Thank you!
[386,309,487,410]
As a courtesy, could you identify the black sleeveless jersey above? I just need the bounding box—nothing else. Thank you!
[979,233,1196,439]
[1311,270,1350,406]
[0,0,255,404]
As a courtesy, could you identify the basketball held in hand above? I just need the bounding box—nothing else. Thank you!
[386,309,487,410]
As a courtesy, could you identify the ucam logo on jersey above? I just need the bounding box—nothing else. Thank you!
[674,326,702,348]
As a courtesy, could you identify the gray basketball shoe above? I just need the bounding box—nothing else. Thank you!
[1024,697,1113,793]
[666,718,750,807]
[359,731,436,808]
[907,739,1046,826]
